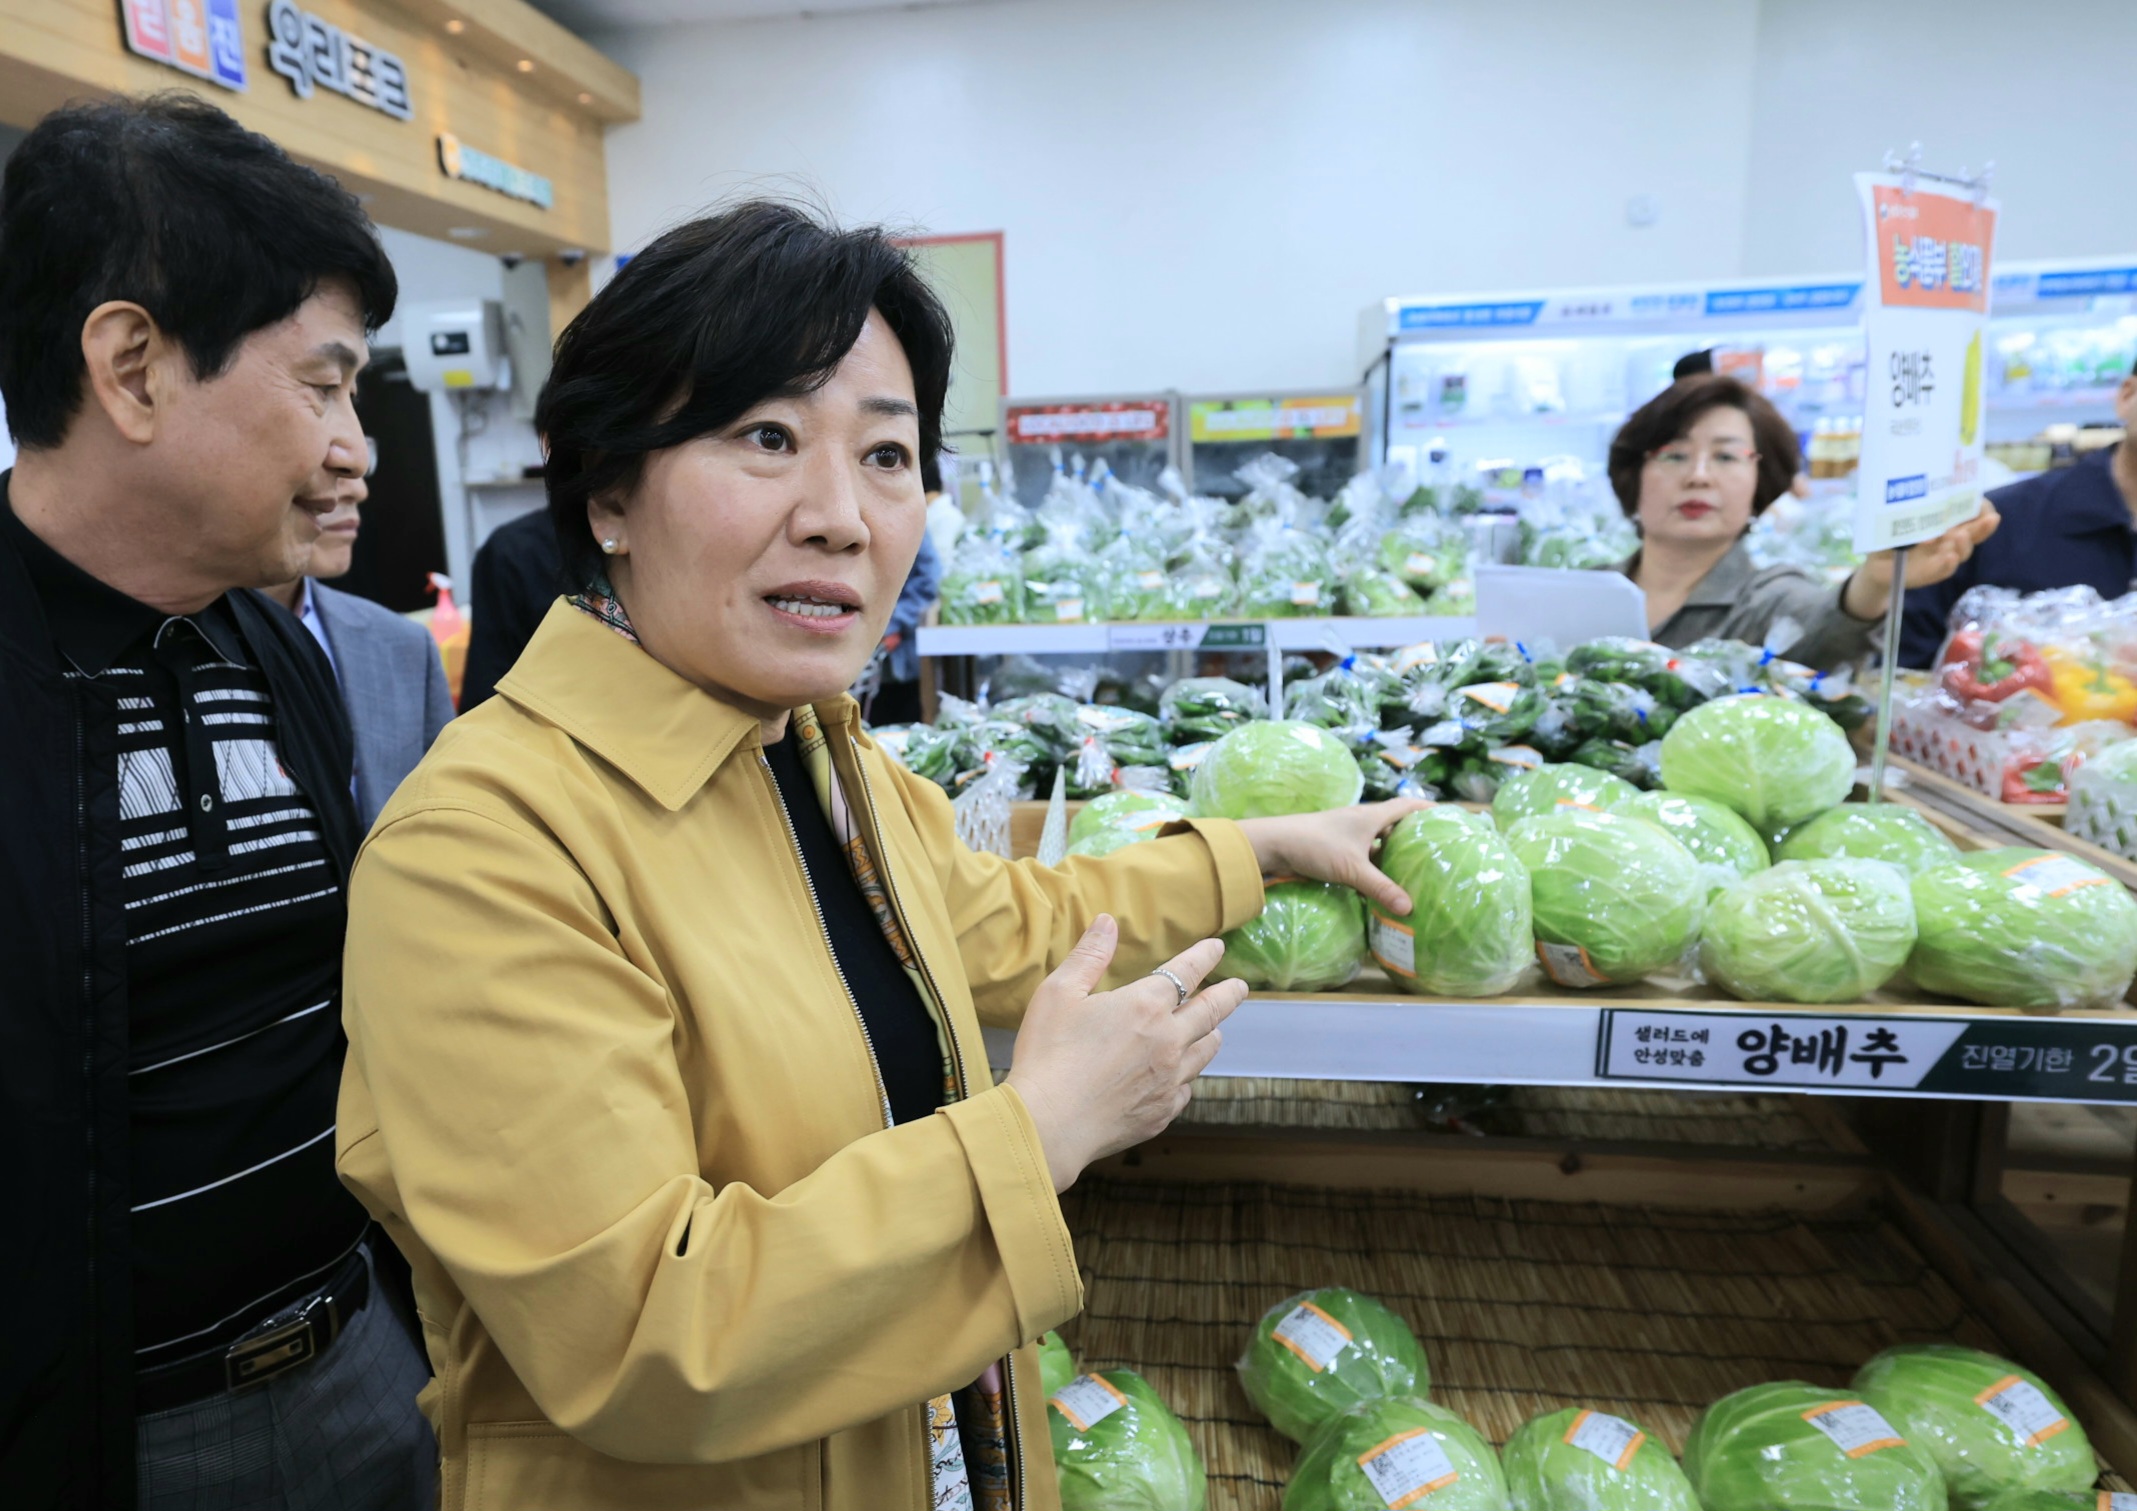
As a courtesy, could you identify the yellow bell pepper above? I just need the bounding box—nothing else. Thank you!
[2044,649,2137,725]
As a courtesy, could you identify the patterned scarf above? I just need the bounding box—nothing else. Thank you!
[568,591,1012,1511]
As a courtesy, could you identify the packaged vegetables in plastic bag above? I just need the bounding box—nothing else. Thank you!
[940,531,1027,625]
[1237,1288,1431,1446]
[1237,518,1335,619]
[1162,677,1267,744]
[1700,860,1918,1004]
[1908,848,2137,1012]
[1501,1407,1700,1511]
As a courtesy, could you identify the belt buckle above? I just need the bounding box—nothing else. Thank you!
[224,1291,338,1392]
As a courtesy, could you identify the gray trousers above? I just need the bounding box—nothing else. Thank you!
[136,1250,438,1510]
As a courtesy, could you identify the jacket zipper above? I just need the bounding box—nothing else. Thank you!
[845,737,1028,1511]
[758,751,893,1130]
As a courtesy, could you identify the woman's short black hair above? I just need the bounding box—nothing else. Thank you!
[0,93,396,451]
[1607,373,1801,519]
[536,201,955,591]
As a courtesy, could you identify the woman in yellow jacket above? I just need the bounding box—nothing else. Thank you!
[335,202,1424,1511]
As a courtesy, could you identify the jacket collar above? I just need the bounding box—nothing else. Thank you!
[1618,535,1756,609]
[496,600,862,811]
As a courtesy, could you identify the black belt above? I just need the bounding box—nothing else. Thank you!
[135,1245,371,1415]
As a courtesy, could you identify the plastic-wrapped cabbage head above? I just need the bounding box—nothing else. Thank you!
[1490,762,1640,829]
[1064,825,1154,860]
[1369,808,1533,997]
[1684,1382,1944,1511]
[1069,790,1189,848]
[1699,860,1917,1004]
[1659,694,1856,833]
[1615,792,1769,893]
[1038,1331,1077,1398]
[1190,721,1364,820]
[1238,1288,1431,1446]
[1283,1397,1507,1511]
[1501,1407,1699,1511]
[1220,881,1366,991]
[1777,803,1960,877]
[1910,848,2137,1010]
[1160,677,1267,745]
[1504,809,1705,988]
[1048,1368,1208,1511]
[1853,1345,2094,1511]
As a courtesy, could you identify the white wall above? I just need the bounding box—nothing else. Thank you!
[374,227,546,583]
[598,0,1762,396]
[1742,0,2137,277]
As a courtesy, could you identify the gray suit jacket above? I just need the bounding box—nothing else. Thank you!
[310,580,455,828]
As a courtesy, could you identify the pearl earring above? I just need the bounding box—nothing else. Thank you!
[600,538,619,554]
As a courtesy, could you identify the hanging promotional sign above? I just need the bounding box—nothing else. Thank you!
[121,0,249,90]
[1187,395,1361,444]
[1004,401,1170,445]
[1851,171,1999,553]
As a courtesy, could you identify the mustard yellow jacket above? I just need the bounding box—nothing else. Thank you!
[336,603,1264,1511]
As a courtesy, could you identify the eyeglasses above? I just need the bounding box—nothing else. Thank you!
[1647,446,1759,474]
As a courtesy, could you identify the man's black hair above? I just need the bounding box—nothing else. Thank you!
[1672,348,1716,381]
[537,200,954,591]
[0,92,397,450]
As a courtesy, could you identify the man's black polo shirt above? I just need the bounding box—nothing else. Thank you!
[1900,445,2132,667]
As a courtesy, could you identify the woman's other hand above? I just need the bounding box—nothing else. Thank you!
[1236,798,1433,916]
[1841,503,2000,618]
[1004,917,1244,1194]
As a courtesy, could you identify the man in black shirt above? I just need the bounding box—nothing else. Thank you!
[1901,363,2137,666]
[0,97,432,1508]
[461,505,565,711]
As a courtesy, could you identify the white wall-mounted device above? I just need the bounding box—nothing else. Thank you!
[403,299,511,393]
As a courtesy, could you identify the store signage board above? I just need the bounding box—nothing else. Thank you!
[1600,1010,2137,1102]
[1475,566,1646,645]
[1004,402,1170,445]
[1851,171,1998,554]
[265,0,413,120]
[1105,622,1267,652]
[438,133,554,210]
[1188,397,1361,444]
[1388,280,1865,340]
[122,0,249,90]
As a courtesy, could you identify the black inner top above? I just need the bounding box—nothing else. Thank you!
[764,726,945,1126]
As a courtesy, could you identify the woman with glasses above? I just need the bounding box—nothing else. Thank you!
[1608,374,1996,667]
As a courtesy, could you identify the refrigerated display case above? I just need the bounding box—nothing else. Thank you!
[998,390,1182,505]
[1359,255,2137,487]
[1182,389,1365,501]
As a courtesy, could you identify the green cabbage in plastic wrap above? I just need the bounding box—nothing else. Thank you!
[1501,1407,1699,1511]
[1853,1345,2094,1511]
[1490,763,1639,829]
[1038,1331,1077,1398]
[1616,792,1769,885]
[1700,860,1917,1003]
[1161,677,1267,744]
[1070,790,1189,848]
[1684,1382,1946,1511]
[1776,803,1960,877]
[1370,808,1534,997]
[1065,826,1155,860]
[1190,721,1364,820]
[1238,1288,1430,1446]
[1048,1368,1207,1511]
[1283,1397,1507,1511]
[1504,809,1704,987]
[1659,694,1855,832]
[1220,881,1366,991]
[1909,848,2137,1010]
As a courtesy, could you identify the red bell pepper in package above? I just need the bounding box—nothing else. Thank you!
[1939,627,2054,704]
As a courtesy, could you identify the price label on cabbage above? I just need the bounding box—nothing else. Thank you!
[1563,1410,1645,1471]
[1356,1429,1459,1508]
[1974,1376,2068,1446]
[1048,1374,1128,1432]
[1272,1301,1352,1372]
[1801,1401,1906,1458]
[1596,1010,2137,1104]
[2101,1494,2137,1511]
[1368,916,1416,979]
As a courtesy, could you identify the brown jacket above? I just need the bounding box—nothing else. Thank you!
[336,603,1263,1510]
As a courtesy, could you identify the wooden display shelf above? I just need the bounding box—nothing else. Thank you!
[1895,755,2137,889]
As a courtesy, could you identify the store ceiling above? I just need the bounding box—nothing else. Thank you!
[524,0,982,31]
